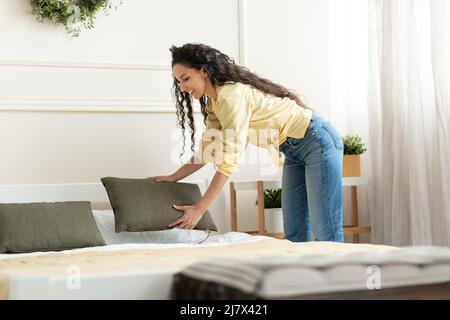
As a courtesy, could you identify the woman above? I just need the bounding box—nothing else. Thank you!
[151,43,344,242]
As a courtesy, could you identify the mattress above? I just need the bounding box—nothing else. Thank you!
[0,232,398,300]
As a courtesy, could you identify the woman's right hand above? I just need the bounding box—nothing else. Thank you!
[148,174,178,183]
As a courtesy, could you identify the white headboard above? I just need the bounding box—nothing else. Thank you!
[0,179,210,209]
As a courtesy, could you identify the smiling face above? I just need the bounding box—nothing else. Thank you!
[172,63,215,100]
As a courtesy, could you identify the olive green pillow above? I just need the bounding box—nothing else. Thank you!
[101,177,218,233]
[0,201,106,254]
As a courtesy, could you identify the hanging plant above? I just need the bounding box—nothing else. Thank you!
[30,0,122,37]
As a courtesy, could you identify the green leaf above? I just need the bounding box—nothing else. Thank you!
[29,0,121,37]
[342,135,367,155]
[256,188,282,208]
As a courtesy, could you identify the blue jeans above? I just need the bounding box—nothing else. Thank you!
[279,113,344,242]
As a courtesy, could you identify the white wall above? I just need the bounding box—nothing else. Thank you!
[0,0,367,241]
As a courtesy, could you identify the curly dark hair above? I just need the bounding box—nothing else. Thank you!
[170,43,308,158]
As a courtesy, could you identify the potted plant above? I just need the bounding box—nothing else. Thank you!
[342,135,367,177]
[256,189,283,233]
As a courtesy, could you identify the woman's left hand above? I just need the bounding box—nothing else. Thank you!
[169,204,205,229]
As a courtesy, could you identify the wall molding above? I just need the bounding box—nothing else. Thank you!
[238,0,248,66]
[0,98,202,113]
[0,59,176,112]
[0,59,171,71]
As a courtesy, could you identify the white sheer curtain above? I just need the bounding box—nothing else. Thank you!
[329,0,450,246]
[368,0,450,246]
[327,0,371,243]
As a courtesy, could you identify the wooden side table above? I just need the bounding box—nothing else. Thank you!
[342,177,371,243]
[229,177,371,243]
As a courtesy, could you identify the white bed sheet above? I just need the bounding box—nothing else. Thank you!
[91,209,224,246]
[0,232,269,260]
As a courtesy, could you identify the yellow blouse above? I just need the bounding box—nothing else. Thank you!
[194,82,312,177]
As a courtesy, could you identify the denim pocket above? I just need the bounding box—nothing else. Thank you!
[322,122,343,150]
[285,136,300,147]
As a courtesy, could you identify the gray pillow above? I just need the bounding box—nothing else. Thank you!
[100,177,218,233]
[0,201,106,253]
